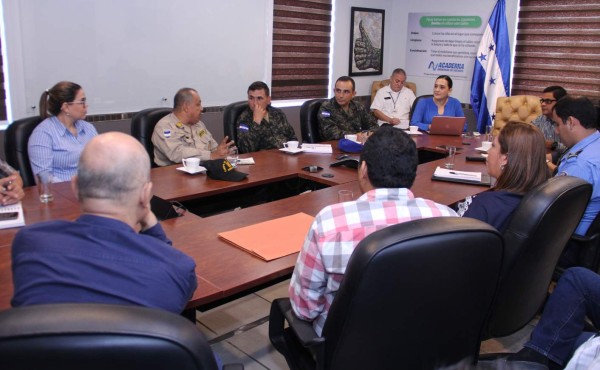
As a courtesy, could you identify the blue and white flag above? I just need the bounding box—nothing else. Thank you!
[470,0,511,133]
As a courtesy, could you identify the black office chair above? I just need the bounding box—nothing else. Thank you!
[4,116,43,187]
[482,176,592,341]
[130,107,172,168]
[269,217,504,370]
[0,303,242,370]
[409,94,433,121]
[223,100,248,149]
[300,98,326,143]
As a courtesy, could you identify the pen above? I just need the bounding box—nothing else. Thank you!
[449,171,478,177]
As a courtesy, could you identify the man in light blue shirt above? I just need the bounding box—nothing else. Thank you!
[553,96,600,236]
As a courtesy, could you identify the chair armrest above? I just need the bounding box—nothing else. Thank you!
[223,364,244,370]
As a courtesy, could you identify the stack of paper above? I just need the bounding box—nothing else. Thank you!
[432,167,491,186]
[301,144,333,154]
[218,213,314,261]
[0,202,25,230]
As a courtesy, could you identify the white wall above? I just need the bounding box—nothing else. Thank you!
[332,0,519,102]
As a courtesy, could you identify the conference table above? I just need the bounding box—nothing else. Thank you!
[0,132,492,312]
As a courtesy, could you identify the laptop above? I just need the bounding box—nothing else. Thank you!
[428,116,466,136]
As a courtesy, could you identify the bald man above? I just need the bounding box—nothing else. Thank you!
[11,132,197,314]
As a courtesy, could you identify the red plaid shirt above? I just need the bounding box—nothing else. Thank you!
[289,188,457,336]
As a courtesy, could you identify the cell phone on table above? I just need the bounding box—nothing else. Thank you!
[0,212,18,220]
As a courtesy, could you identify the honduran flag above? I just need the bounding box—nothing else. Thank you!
[470,0,511,133]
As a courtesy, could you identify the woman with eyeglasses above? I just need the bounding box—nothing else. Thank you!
[28,81,98,183]
[455,121,550,232]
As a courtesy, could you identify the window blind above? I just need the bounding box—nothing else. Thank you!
[271,0,332,100]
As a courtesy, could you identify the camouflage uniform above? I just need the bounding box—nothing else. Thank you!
[152,113,218,166]
[236,106,297,153]
[317,98,378,141]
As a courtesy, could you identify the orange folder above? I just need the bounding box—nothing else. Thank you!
[218,212,314,261]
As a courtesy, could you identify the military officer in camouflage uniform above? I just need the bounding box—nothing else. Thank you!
[235,81,297,154]
[152,88,233,166]
[318,76,378,141]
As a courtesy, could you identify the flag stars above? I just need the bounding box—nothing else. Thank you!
[489,77,496,85]
[478,53,487,62]
[489,43,495,52]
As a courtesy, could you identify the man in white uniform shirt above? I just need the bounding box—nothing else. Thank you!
[370,68,416,129]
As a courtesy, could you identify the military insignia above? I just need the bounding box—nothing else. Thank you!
[321,111,331,118]
[175,122,183,128]
[163,130,171,138]
[239,124,249,132]
[222,160,234,172]
[198,129,206,137]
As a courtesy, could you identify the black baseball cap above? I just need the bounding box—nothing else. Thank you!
[202,159,248,182]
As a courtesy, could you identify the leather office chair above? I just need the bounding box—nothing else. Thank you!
[556,211,600,276]
[300,98,326,143]
[4,116,43,187]
[130,107,172,168]
[223,100,248,150]
[370,79,417,104]
[0,303,242,370]
[493,95,541,136]
[409,94,433,121]
[482,176,592,340]
[269,217,504,370]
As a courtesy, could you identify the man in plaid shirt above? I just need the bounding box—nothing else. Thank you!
[289,125,458,336]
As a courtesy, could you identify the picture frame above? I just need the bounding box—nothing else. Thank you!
[349,7,385,76]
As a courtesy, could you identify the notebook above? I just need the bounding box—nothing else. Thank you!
[428,116,466,136]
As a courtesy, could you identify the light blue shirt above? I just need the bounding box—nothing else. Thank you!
[28,116,98,183]
[557,131,600,235]
[409,96,464,131]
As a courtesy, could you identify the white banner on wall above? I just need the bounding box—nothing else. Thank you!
[406,13,486,81]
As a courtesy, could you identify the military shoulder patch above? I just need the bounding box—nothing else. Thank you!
[163,130,172,138]
[321,111,331,118]
[239,124,249,132]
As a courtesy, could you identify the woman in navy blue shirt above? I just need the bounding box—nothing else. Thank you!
[456,121,550,232]
[410,75,464,131]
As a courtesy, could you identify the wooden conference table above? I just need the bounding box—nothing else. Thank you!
[0,133,491,311]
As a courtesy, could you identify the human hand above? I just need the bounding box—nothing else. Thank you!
[0,174,24,205]
[139,208,158,232]
[212,136,235,158]
[390,117,401,125]
[252,104,267,124]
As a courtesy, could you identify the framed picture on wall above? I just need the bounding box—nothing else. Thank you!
[349,7,385,76]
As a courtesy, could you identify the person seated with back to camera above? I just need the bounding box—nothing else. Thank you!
[28,81,98,183]
[409,75,464,131]
[317,76,378,142]
[455,121,550,232]
[235,81,297,154]
[289,125,458,336]
[152,87,233,166]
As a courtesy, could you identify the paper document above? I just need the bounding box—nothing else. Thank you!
[237,157,255,165]
[434,167,482,182]
[0,202,25,229]
[218,213,314,261]
[301,144,333,154]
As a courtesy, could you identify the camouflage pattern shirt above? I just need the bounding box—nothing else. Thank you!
[236,106,297,153]
[317,98,378,141]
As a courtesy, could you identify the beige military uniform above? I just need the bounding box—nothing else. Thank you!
[152,113,218,166]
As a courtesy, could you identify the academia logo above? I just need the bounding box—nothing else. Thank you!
[428,61,465,73]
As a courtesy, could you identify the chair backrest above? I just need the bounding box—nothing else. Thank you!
[409,94,434,121]
[370,79,417,104]
[321,217,504,370]
[0,303,219,370]
[485,176,592,338]
[4,116,43,187]
[494,95,541,136]
[130,107,172,168]
[223,100,248,147]
[300,98,327,143]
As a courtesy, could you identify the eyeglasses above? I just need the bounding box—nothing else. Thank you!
[67,100,87,106]
[540,98,557,104]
